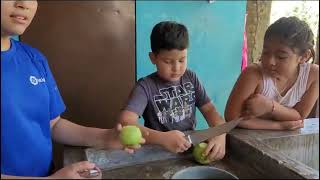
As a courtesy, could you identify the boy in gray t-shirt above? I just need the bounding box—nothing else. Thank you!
[118,21,226,162]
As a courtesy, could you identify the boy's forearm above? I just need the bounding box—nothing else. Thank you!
[137,125,166,145]
[202,105,225,127]
[238,117,282,130]
[51,118,107,147]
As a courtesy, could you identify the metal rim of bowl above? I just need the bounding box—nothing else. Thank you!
[171,166,238,179]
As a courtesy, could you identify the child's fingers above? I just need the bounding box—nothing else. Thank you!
[288,120,303,130]
[126,144,141,150]
[175,139,189,152]
[301,119,305,128]
[123,138,145,153]
[177,133,191,150]
[180,142,190,151]
[215,149,225,160]
[208,145,220,161]
[203,142,214,156]
[124,147,134,154]
[73,161,97,172]
[116,123,122,131]
[139,138,146,144]
[294,120,304,129]
[175,148,183,153]
[177,145,187,153]
[183,141,191,150]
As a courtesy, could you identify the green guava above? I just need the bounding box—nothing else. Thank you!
[120,125,142,146]
[192,142,210,164]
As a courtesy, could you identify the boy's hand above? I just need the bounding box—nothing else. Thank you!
[162,130,191,153]
[49,161,102,179]
[203,134,226,162]
[97,124,147,153]
[244,93,273,117]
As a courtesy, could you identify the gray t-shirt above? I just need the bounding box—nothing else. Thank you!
[125,69,211,132]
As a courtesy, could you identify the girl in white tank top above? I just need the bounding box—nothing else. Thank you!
[260,63,311,108]
[225,16,319,130]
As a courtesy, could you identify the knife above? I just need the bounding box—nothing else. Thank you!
[185,117,242,145]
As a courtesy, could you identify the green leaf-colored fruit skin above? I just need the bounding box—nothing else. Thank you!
[192,142,210,165]
[120,125,142,145]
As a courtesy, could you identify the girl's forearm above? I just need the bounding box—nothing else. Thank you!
[120,119,165,146]
[51,118,107,147]
[269,101,302,121]
[237,117,283,130]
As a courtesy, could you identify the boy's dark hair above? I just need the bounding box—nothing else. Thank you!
[150,21,189,54]
[264,16,315,62]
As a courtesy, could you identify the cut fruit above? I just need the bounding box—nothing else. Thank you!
[192,142,210,164]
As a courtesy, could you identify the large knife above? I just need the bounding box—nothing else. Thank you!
[185,118,242,145]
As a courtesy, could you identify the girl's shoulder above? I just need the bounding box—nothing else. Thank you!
[240,63,264,93]
[241,63,263,80]
[309,63,319,74]
[308,63,319,82]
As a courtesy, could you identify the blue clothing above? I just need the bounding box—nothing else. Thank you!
[1,39,66,177]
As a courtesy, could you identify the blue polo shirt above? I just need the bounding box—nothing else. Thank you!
[1,39,66,177]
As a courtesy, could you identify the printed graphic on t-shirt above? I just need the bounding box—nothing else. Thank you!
[153,82,195,124]
[29,75,46,85]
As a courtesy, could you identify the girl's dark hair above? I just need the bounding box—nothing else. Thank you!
[264,16,315,62]
[150,21,189,54]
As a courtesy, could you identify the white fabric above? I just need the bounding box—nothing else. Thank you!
[260,63,311,107]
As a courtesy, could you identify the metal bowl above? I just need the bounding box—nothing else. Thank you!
[171,166,238,179]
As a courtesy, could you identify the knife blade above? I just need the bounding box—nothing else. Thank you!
[185,117,242,145]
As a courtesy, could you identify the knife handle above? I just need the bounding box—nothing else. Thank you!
[185,134,192,144]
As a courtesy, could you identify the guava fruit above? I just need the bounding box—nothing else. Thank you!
[120,125,142,146]
[192,142,210,164]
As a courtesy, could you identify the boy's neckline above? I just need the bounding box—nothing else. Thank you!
[154,72,182,85]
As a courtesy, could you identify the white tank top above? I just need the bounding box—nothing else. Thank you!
[260,63,311,108]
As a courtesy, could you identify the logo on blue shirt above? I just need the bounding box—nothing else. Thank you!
[29,76,45,85]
